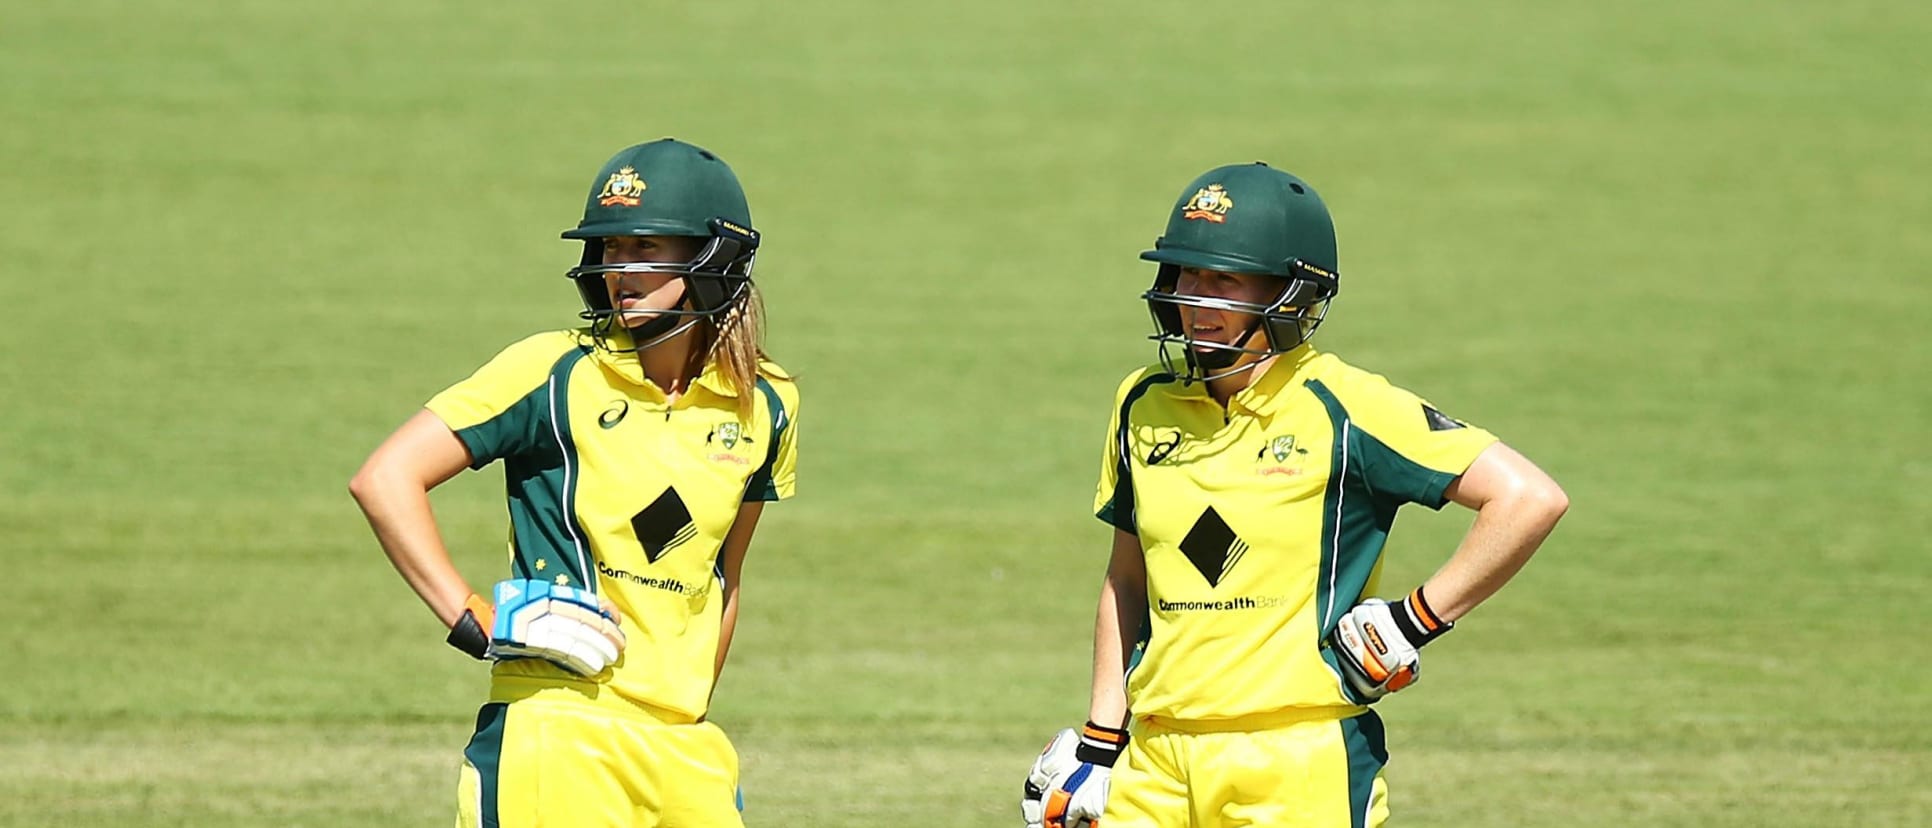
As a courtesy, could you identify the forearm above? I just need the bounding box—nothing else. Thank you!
[711,501,761,683]
[1425,480,1567,622]
[714,586,740,681]
[351,471,474,628]
[1087,586,1133,727]
[1087,530,1145,728]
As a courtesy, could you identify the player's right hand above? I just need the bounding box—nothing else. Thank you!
[1021,729,1078,828]
[484,579,628,677]
[1329,587,1453,702]
[1021,723,1127,828]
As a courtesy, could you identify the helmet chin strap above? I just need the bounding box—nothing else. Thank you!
[626,313,683,343]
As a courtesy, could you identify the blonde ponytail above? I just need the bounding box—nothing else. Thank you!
[704,283,770,422]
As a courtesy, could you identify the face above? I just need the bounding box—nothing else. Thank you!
[602,235,702,327]
[1172,267,1288,359]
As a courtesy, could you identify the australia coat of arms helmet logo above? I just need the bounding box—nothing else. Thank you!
[597,166,648,207]
[1182,184,1234,223]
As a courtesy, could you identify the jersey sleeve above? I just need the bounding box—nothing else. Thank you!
[744,372,800,502]
[424,331,577,470]
[1336,372,1499,510]
[1093,368,1153,532]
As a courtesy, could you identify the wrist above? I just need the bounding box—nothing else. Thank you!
[1389,587,1452,648]
[1073,721,1129,767]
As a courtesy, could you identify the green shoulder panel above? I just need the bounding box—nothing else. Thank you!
[1306,380,1403,641]
[496,346,598,590]
[455,394,547,471]
[438,330,587,469]
[742,375,791,502]
[1095,370,1177,532]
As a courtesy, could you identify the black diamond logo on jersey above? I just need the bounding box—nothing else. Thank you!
[630,487,697,563]
[1422,404,1465,432]
[1178,506,1249,588]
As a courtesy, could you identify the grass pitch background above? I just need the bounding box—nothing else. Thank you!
[3,1,1928,825]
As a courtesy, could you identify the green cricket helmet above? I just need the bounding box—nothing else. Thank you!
[1140,162,1340,381]
[562,138,761,352]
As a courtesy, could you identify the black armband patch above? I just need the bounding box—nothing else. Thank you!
[446,609,490,660]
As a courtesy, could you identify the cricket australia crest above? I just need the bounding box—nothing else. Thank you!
[1182,184,1234,223]
[597,166,648,207]
[706,421,753,466]
[1256,434,1309,477]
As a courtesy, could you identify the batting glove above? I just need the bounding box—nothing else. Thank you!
[1021,722,1127,828]
[1330,587,1452,702]
[486,579,628,677]
[1021,729,1077,828]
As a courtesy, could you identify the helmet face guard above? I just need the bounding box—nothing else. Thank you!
[1143,258,1338,382]
[565,218,760,353]
[1137,162,1342,384]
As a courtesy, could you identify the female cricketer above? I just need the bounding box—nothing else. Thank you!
[350,138,798,827]
[1021,162,1568,827]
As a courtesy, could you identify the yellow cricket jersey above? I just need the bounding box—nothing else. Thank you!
[1094,345,1495,722]
[426,329,799,722]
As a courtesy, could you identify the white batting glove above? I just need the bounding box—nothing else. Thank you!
[1330,587,1452,702]
[487,579,627,677]
[1021,723,1127,828]
[1022,729,1078,828]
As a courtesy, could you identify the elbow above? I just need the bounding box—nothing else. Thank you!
[1531,479,1569,527]
[347,460,386,506]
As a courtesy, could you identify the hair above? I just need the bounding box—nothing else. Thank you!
[697,282,770,422]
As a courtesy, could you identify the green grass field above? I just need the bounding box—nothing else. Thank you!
[4,1,1929,825]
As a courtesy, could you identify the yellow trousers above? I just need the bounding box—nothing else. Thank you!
[455,697,742,827]
[1104,710,1389,827]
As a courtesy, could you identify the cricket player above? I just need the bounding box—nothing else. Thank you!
[350,138,799,827]
[1020,162,1568,827]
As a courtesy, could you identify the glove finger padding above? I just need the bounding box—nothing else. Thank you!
[1044,765,1111,828]
[1021,728,1079,828]
[488,580,627,676]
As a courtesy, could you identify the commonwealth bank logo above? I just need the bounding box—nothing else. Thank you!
[1177,506,1248,587]
[630,487,697,564]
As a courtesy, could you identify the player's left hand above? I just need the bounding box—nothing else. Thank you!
[1021,723,1127,828]
[486,579,628,677]
[1329,588,1453,702]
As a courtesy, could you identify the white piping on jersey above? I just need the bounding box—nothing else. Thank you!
[548,375,594,595]
[1320,418,1356,698]
[1326,419,1353,631]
